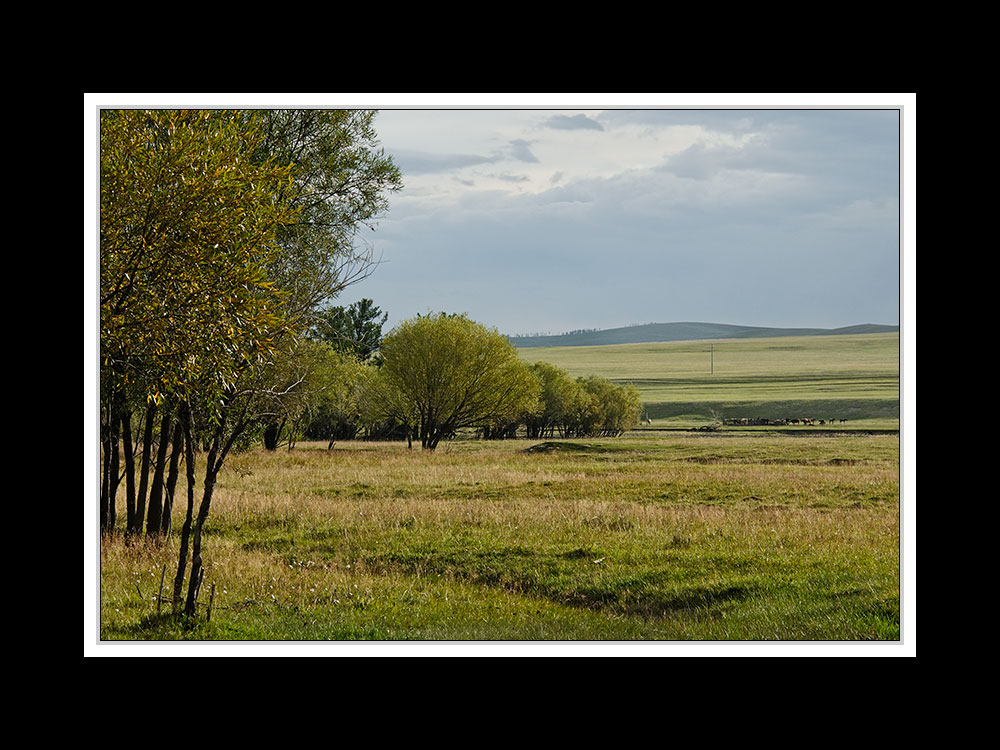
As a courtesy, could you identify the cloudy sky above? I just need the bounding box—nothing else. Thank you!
[333,100,905,337]
[87,94,912,338]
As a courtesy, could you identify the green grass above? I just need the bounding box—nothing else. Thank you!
[98,332,902,645]
[517,332,900,429]
[99,434,900,643]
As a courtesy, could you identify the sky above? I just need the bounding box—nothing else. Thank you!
[85,94,912,338]
[330,99,906,337]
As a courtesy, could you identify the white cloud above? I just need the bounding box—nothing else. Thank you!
[361,107,902,333]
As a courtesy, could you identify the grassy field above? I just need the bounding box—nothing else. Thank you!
[96,332,903,647]
[99,433,900,644]
[517,332,900,429]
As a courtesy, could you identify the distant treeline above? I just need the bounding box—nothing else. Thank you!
[511,327,601,339]
[509,322,900,348]
[509,322,659,340]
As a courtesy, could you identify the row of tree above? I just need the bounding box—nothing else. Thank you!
[262,311,643,451]
[100,109,402,619]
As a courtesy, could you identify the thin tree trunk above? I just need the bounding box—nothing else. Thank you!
[101,393,121,532]
[184,458,220,618]
[121,409,137,535]
[184,413,231,618]
[108,413,119,531]
[173,405,197,609]
[161,418,185,537]
[101,417,110,530]
[134,401,156,535]
[263,418,285,450]
[145,408,172,536]
[174,389,250,620]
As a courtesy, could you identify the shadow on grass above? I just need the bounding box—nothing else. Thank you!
[567,580,758,620]
[101,610,204,640]
[371,547,759,623]
[524,441,607,454]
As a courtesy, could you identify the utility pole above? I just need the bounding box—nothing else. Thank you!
[711,343,714,374]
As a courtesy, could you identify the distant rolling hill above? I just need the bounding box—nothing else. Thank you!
[508,322,899,348]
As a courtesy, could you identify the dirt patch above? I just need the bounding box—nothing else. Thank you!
[682,456,861,467]
[523,441,606,454]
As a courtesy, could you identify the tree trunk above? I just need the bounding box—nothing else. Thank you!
[184,413,231,618]
[184,462,219,618]
[121,409,137,535]
[108,418,119,531]
[145,408,173,536]
[262,419,284,450]
[133,402,156,536]
[173,406,197,609]
[173,395,247,620]
[161,418,185,537]
[100,419,111,530]
[101,395,122,532]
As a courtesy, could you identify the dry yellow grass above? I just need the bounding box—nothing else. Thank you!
[99,434,900,641]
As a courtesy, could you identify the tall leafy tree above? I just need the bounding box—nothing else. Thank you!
[301,347,375,448]
[575,376,642,437]
[524,361,579,439]
[371,313,540,450]
[309,298,388,361]
[250,111,399,448]
[100,109,299,536]
[100,108,401,619]
[256,111,402,325]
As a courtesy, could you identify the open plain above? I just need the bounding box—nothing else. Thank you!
[99,332,901,642]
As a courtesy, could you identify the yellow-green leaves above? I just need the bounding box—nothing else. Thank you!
[373,313,540,449]
[100,109,301,406]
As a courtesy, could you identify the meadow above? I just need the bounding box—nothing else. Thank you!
[98,332,902,644]
[517,332,900,428]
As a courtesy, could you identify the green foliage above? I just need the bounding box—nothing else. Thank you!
[301,346,375,445]
[100,107,405,625]
[309,298,388,362]
[100,109,300,408]
[524,361,574,439]
[257,110,403,321]
[574,375,642,437]
[371,313,540,449]
[100,108,402,432]
[523,362,641,438]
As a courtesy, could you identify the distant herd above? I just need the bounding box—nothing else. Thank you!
[639,417,848,427]
[721,417,847,426]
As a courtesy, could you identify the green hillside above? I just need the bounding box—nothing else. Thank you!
[509,321,899,348]
[516,332,900,429]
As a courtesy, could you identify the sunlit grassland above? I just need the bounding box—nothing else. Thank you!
[516,332,900,428]
[99,434,900,642]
